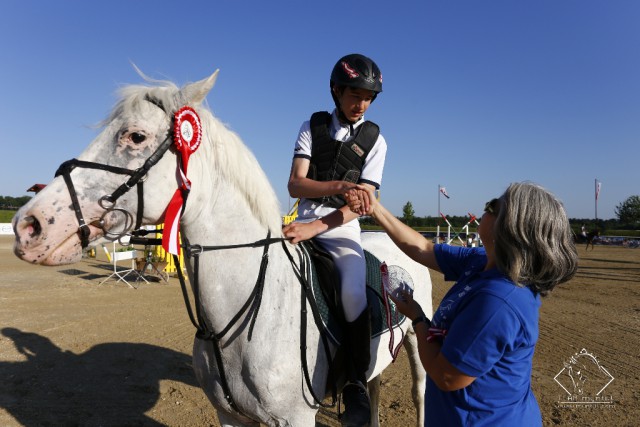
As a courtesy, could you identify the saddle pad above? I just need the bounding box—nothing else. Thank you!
[299,244,408,346]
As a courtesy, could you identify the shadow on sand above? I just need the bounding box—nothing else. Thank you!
[0,327,198,426]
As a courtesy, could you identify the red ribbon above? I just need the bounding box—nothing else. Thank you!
[162,106,202,255]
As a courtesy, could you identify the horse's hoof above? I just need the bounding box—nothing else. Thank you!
[340,381,371,427]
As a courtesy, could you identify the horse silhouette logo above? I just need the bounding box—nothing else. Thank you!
[554,348,614,397]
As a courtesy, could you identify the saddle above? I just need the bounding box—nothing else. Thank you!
[298,239,407,345]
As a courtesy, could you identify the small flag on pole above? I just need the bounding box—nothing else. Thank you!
[595,181,601,200]
[440,186,450,199]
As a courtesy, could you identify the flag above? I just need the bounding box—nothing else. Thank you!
[596,181,601,200]
[440,186,450,199]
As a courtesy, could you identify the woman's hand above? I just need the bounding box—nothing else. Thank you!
[345,186,376,216]
[388,289,425,322]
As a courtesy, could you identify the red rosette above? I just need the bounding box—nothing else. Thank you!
[173,106,202,154]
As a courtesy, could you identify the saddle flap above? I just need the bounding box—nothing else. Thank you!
[299,241,408,345]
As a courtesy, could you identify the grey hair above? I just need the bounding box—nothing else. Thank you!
[493,182,578,296]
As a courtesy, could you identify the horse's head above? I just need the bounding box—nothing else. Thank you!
[13,70,219,265]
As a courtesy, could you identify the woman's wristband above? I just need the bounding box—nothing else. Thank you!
[412,314,431,329]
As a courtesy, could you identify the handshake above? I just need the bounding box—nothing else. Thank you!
[344,185,378,217]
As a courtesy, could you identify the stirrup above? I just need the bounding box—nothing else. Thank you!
[340,381,371,427]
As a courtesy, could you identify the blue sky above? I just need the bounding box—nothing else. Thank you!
[1,1,638,220]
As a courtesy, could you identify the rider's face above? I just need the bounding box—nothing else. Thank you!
[334,87,375,122]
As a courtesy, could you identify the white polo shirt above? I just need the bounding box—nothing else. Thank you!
[292,110,387,223]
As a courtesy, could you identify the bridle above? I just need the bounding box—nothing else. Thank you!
[54,97,174,248]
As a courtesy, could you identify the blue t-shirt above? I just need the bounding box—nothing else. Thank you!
[425,244,542,427]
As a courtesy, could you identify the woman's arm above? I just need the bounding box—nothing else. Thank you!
[347,187,479,390]
[391,290,476,391]
[346,186,441,272]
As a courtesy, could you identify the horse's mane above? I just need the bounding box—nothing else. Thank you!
[110,78,283,232]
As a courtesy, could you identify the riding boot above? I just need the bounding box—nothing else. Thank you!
[341,307,372,427]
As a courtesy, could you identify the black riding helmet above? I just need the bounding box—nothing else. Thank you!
[330,54,382,119]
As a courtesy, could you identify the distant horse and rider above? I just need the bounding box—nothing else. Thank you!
[584,230,600,250]
[576,226,600,250]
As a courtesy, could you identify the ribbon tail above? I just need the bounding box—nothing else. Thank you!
[163,189,184,256]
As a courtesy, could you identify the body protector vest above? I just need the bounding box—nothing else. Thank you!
[307,111,380,208]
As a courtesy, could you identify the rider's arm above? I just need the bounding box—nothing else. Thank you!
[285,204,361,242]
[288,157,358,199]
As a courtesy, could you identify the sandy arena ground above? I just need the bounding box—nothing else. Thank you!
[0,234,638,426]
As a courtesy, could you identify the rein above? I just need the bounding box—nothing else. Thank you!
[168,232,283,416]
[176,232,285,342]
[152,231,338,411]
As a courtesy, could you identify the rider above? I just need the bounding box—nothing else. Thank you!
[283,53,386,426]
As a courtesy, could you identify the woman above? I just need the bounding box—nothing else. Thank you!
[346,182,578,426]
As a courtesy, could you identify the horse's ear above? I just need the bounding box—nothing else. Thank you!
[180,70,219,105]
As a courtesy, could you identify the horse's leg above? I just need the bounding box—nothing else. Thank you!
[403,330,426,427]
[368,374,381,427]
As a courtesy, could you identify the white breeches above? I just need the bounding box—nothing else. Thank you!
[314,225,367,322]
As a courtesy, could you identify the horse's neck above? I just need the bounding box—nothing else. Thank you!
[179,178,294,337]
[181,177,268,245]
[180,127,282,239]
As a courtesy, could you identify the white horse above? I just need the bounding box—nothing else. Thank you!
[12,70,431,426]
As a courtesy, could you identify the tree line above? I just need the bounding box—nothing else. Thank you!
[358,197,640,233]
[0,196,33,210]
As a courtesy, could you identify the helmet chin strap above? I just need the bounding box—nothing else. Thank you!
[331,85,356,126]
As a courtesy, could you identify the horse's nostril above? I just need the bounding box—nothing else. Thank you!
[25,216,42,238]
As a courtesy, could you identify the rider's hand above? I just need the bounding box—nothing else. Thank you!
[282,221,320,244]
[345,189,362,214]
[345,186,376,216]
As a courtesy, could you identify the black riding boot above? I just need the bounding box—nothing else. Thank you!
[341,307,372,427]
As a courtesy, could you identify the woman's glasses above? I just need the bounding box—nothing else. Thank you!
[484,198,499,214]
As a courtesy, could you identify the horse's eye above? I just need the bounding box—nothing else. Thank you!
[131,132,146,144]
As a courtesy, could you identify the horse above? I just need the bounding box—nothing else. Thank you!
[12,70,431,426]
[585,230,600,251]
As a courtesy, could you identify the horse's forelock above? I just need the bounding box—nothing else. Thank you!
[114,83,179,117]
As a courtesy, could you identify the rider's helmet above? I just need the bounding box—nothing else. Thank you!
[330,54,383,105]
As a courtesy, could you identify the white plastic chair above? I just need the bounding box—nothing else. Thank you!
[99,237,148,288]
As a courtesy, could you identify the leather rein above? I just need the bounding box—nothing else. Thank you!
[167,234,337,413]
